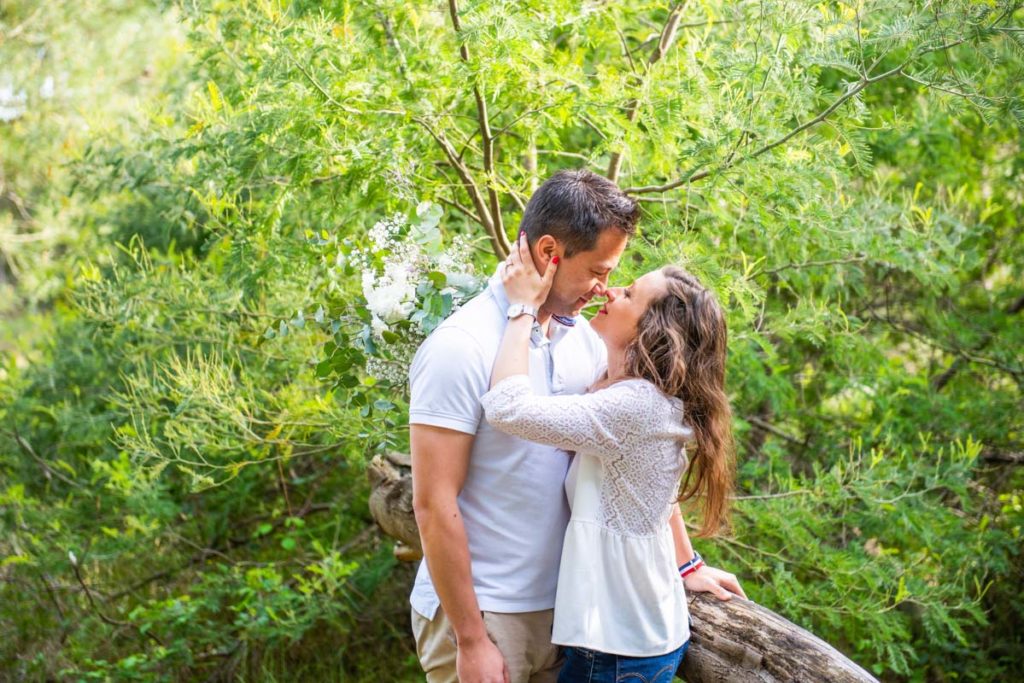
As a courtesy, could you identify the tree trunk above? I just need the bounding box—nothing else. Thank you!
[367,453,878,682]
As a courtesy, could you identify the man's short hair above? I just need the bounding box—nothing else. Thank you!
[519,169,640,257]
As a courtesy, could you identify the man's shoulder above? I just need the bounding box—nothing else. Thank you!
[417,288,503,358]
[435,288,503,339]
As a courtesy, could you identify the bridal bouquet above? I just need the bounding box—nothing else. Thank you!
[265,201,483,389]
[347,201,484,383]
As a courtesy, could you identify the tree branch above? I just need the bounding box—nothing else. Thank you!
[866,311,1024,382]
[607,1,690,182]
[414,116,511,257]
[753,254,870,278]
[624,63,904,195]
[70,553,165,646]
[624,11,1017,198]
[931,293,1024,391]
[376,9,408,78]
[448,0,511,258]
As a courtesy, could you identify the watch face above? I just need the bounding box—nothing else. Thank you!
[507,304,535,319]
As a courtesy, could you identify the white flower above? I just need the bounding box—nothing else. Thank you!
[363,269,415,324]
[368,214,406,253]
[39,76,55,100]
[0,83,27,122]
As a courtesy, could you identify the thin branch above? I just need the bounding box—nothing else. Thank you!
[413,116,509,257]
[754,254,870,278]
[617,27,639,76]
[635,195,681,203]
[492,102,564,139]
[10,429,84,490]
[625,64,902,194]
[745,415,805,446]
[289,57,360,115]
[277,457,294,517]
[110,503,335,602]
[855,1,867,77]
[867,312,1024,380]
[70,555,164,646]
[677,18,739,29]
[901,71,993,103]
[579,114,609,140]
[931,293,1024,390]
[625,14,1015,197]
[732,489,813,501]
[608,1,690,182]
[376,9,408,78]
[448,0,510,258]
[981,450,1024,464]
[745,65,901,161]
[437,196,477,222]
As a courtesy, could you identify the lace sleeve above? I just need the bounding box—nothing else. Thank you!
[480,375,655,458]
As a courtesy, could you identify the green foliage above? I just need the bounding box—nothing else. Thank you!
[1,0,1022,680]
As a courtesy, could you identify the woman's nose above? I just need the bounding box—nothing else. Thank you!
[604,287,624,302]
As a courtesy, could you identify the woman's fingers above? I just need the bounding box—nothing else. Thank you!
[517,232,536,274]
[722,575,747,599]
[712,572,745,600]
[541,254,558,287]
[685,567,746,601]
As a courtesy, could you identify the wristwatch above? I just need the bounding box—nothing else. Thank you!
[506,303,538,321]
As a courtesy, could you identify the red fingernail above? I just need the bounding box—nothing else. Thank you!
[552,256,560,265]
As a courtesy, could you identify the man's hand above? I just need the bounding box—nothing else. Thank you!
[457,636,511,683]
[683,564,747,601]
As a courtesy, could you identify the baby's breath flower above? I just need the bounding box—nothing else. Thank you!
[355,202,484,383]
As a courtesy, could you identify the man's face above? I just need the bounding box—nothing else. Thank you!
[542,229,629,317]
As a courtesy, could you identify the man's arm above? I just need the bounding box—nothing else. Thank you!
[411,424,509,683]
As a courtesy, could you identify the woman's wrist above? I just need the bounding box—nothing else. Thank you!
[506,303,538,321]
[678,551,704,578]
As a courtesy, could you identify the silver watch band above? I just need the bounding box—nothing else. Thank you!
[506,303,538,321]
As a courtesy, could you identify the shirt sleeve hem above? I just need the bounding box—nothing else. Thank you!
[408,410,480,435]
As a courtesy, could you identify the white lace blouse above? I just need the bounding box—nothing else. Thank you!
[481,375,694,656]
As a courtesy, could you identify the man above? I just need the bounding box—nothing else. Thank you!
[408,169,639,683]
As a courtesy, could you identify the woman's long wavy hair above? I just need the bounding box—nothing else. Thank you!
[622,266,735,537]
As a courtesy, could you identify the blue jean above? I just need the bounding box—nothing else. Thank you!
[556,640,690,683]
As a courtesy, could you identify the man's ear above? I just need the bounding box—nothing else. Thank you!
[533,235,559,266]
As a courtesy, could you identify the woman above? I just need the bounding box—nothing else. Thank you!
[480,237,745,682]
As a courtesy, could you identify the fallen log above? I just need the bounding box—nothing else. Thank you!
[368,453,878,682]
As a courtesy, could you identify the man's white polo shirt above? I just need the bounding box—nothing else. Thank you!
[408,270,607,619]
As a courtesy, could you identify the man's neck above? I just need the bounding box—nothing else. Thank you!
[536,306,555,337]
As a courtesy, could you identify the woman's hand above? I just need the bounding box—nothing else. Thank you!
[683,565,747,601]
[502,232,557,309]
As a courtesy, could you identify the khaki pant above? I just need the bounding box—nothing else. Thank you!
[411,605,563,683]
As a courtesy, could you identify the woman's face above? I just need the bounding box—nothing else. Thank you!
[590,269,669,349]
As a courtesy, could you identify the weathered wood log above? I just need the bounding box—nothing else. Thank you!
[367,452,423,562]
[367,453,878,682]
